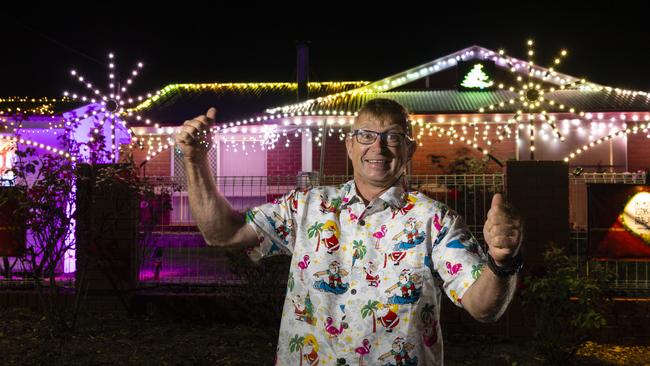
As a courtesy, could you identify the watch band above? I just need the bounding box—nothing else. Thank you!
[486,251,523,277]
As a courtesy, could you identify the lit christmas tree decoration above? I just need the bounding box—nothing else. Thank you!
[461,64,494,89]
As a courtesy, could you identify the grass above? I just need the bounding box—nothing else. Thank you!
[1,307,648,365]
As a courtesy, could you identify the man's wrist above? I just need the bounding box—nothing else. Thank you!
[486,250,523,277]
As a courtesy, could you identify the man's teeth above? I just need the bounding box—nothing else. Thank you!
[366,160,387,163]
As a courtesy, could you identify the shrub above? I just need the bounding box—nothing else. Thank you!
[519,243,613,364]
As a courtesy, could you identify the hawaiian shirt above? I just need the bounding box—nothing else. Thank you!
[245,179,488,366]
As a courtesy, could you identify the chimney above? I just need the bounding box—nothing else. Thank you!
[296,41,310,102]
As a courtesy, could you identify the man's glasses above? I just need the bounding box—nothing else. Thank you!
[350,129,413,147]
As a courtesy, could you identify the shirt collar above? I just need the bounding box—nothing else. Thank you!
[340,177,408,209]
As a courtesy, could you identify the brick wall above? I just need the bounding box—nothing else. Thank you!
[627,132,650,172]
[266,134,303,176]
[121,128,650,179]
[312,135,349,175]
[121,139,172,177]
[411,133,516,174]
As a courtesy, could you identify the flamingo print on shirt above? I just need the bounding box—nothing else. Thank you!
[324,316,348,338]
[297,254,310,281]
[372,224,387,249]
[355,338,371,366]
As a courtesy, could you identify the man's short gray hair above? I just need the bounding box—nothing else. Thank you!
[355,98,411,135]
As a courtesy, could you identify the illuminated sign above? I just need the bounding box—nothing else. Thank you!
[588,184,650,259]
[0,141,14,175]
[621,191,650,244]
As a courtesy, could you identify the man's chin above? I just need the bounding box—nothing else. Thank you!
[358,170,398,185]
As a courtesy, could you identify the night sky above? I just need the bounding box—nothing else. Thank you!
[2,6,649,98]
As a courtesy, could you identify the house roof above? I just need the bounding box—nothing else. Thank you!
[0,83,369,126]
[129,82,369,126]
[5,45,649,130]
[275,89,650,115]
[0,97,85,117]
[260,45,650,118]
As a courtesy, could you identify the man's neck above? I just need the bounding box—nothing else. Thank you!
[354,176,398,205]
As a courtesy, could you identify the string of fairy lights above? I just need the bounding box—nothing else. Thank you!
[134,109,650,164]
[2,45,649,164]
[3,108,649,163]
[0,97,73,116]
[0,134,75,161]
[126,81,367,160]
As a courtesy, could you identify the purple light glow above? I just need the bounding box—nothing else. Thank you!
[64,103,131,163]
[138,233,237,283]
[2,103,134,275]
[64,183,76,273]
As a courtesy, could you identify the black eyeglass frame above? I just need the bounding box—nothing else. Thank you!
[350,128,414,146]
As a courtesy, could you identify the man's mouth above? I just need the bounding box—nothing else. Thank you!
[363,158,391,167]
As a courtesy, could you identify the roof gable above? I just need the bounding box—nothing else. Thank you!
[262,46,648,116]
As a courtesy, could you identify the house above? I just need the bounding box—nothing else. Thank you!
[124,45,650,182]
[2,44,649,283]
[4,45,648,224]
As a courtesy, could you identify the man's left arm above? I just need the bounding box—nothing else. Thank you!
[462,193,523,323]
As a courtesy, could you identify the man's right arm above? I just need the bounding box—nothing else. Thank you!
[184,159,258,248]
[176,107,258,248]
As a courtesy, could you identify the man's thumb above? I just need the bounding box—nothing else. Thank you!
[491,193,504,208]
[207,107,217,123]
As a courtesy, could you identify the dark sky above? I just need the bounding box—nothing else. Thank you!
[2,6,649,97]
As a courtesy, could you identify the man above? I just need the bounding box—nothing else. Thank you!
[176,98,523,365]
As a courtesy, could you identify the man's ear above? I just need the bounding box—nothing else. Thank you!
[345,136,354,160]
[406,140,417,162]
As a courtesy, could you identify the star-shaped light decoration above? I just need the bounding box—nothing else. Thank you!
[63,52,154,161]
[475,39,595,159]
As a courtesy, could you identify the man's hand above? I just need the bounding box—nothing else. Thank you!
[483,193,523,266]
[175,107,216,163]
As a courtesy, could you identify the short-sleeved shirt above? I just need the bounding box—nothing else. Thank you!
[245,179,487,366]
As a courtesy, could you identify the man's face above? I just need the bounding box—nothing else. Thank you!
[345,112,415,188]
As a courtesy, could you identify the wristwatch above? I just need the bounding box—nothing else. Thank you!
[486,251,523,277]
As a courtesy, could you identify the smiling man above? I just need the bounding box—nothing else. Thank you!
[176,98,524,365]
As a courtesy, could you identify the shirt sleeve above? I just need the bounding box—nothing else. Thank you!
[244,189,301,263]
[430,207,487,308]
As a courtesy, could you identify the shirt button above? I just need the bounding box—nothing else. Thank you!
[351,289,357,295]
[358,219,365,226]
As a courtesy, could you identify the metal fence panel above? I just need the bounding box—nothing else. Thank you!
[569,172,648,294]
[137,174,502,285]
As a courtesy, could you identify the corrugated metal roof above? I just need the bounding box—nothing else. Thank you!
[132,82,368,125]
[290,89,650,114]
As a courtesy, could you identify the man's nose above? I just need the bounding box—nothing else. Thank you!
[368,135,390,152]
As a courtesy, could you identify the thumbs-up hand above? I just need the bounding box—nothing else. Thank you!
[483,193,523,266]
[175,107,216,163]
